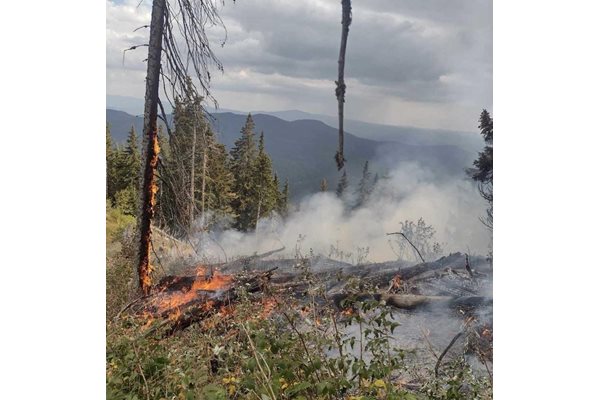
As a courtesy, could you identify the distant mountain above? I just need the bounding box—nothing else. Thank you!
[260,110,483,154]
[106,96,482,152]
[106,109,476,200]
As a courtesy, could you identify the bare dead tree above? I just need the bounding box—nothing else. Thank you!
[136,0,227,295]
[137,0,167,295]
[334,0,352,170]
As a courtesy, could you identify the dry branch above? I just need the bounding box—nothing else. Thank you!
[435,330,464,377]
[386,232,425,263]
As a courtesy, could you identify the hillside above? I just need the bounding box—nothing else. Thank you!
[106,109,476,199]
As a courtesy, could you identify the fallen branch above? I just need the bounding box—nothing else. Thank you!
[386,232,425,263]
[435,330,464,377]
[379,293,452,309]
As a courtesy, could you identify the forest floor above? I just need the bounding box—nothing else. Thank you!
[106,207,493,399]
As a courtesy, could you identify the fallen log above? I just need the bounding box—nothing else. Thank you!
[331,292,491,312]
[379,293,452,309]
[132,266,278,335]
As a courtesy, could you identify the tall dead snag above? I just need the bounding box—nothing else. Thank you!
[135,0,226,295]
[335,0,352,170]
[138,0,167,295]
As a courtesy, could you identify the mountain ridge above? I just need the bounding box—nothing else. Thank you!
[106,108,477,199]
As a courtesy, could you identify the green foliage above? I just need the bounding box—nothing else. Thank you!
[230,114,260,231]
[114,186,139,216]
[106,205,137,318]
[468,110,493,229]
[278,179,290,217]
[157,92,236,234]
[106,125,118,204]
[106,204,136,246]
[107,275,491,400]
[354,161,374,208]
[230,117,282,231]
[106,125,141,216]
[252,132,280,220]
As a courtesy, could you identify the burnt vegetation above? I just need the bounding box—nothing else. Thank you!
[107,0,493,398]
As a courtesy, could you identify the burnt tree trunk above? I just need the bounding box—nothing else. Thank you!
[335,0,352,170]
[137,0,166,296]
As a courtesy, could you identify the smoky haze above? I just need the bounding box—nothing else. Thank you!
[190,160,490,264]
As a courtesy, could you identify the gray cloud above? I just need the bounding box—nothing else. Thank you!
[106,0,492,131]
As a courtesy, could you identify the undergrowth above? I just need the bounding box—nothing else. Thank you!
[106,217,492,399]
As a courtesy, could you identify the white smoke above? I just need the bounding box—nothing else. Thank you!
[195,162,490,264]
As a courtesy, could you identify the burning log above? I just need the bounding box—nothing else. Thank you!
[131,264,278,335]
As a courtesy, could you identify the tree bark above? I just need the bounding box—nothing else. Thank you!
[137,0,166,296]
[335,0,352,170]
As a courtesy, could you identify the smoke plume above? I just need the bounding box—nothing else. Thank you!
[193,161,490,264]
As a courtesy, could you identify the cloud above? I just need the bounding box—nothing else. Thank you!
[106,0,492,131]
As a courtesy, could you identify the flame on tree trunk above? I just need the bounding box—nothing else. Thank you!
[137,0,166,295]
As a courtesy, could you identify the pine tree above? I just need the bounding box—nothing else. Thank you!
[273,174,280,193]
[278,179,290,217]
[124,126,141,190]
[468,109,493,228]
[230,114,260,231]
[158,93,236,233]
[204,137,236,222]
[336,169,349,197]
[320,178,328,192]
[251,132,279,228]
[106,125,117,204]
[111,126,141,215]
[354,160,372,208]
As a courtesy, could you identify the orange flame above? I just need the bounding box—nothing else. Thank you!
[149,265,234,316]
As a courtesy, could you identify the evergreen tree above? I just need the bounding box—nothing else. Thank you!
[250,132,279,228]
[123,126,141,190]
[320,178,328,192]
[336,169,349,197]
[111,126,141,215]
[468,109,493,228]
[106,125,117,204]
[204,138,236,222]
[230,114,260,230]
[278,179,290,217]
[158,92,235,233]
[354,161,372,207]
[273,174,280,193]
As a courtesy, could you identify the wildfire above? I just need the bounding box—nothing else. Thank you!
[148,265,234,317]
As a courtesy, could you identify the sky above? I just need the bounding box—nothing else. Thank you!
[106,0,492,132]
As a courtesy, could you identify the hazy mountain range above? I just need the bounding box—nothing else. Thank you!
[106,96,483,199]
